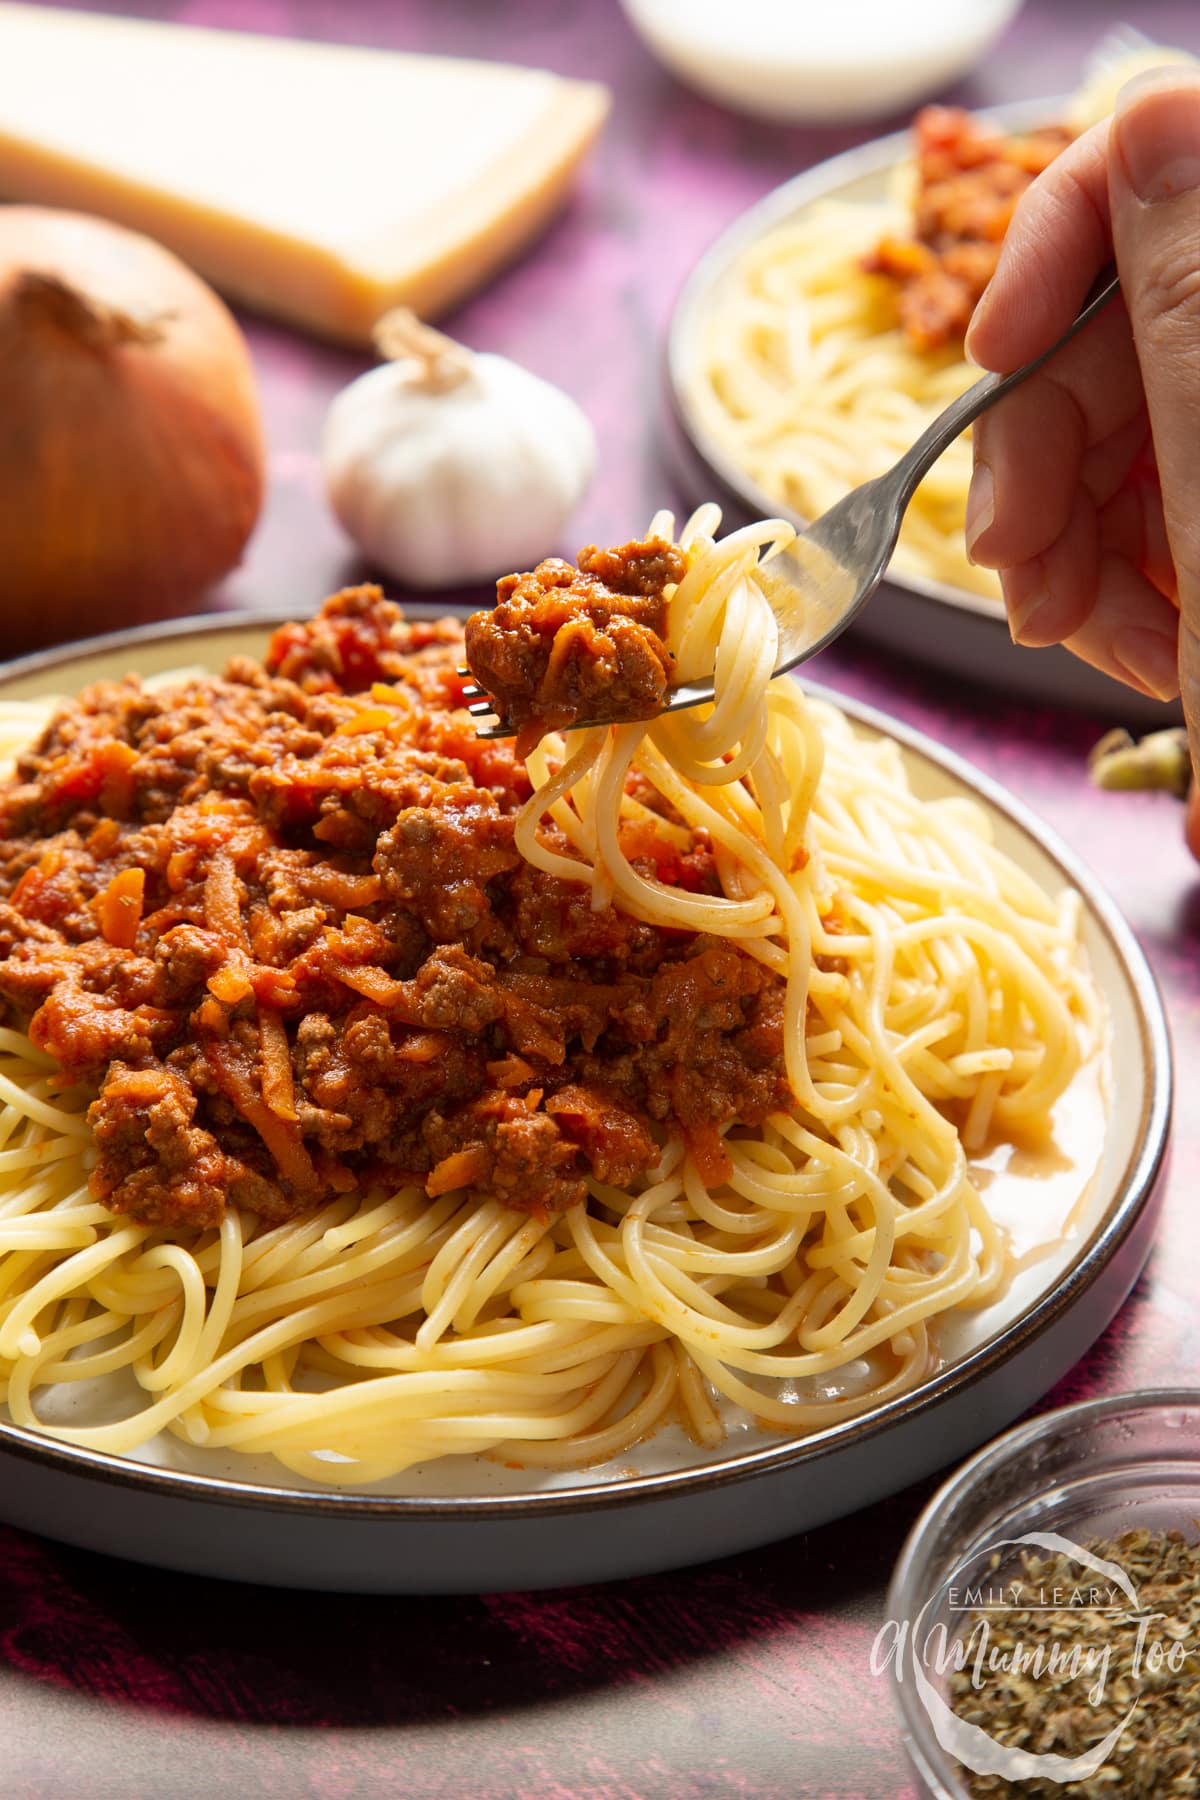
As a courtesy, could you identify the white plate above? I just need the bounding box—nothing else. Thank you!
[666,101,1180,726]
[0,613,1171,1591]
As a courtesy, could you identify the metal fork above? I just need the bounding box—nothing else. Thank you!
[461,267,1120,738]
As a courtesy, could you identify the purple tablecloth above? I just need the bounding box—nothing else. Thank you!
[5,3,1200,1795]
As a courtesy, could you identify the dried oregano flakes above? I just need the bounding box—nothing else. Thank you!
[946,1529,1200,1798]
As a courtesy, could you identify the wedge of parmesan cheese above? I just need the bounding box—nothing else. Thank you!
[0,4,609,344]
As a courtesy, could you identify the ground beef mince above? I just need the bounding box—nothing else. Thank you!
[0,584,791,1231]
[865,107,1073,351]
[463,536,686,756]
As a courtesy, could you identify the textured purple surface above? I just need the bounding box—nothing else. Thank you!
[5,2,1200,1797]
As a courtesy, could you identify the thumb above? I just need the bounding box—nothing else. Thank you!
[1110,70,1200,769]
[1187,782,1200,864]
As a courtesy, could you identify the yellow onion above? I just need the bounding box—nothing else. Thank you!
[0,207,264,647]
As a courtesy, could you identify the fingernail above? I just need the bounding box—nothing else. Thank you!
[963,280,992,365]
[964,461,994,562]
[1115,76,1200,202]
[1008,588,1050,645]
[1112,624,1181,700]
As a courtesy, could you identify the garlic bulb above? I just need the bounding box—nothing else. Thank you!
[322,311,595,588]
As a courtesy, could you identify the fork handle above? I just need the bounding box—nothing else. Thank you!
[889,263,1121,510]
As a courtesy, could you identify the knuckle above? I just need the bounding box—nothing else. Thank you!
[1139,243,1200,332]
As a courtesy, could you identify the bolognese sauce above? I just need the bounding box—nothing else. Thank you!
[0,585,790,1231]
[866,106,1072,351]
[464,536,684,754]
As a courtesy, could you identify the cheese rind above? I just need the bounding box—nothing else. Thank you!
[0,5,610,343]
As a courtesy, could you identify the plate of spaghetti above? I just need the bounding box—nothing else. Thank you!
[667,49,1190,719]
[0,508,1168,1591]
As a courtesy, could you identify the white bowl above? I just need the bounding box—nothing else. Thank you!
[619,0,1025,124]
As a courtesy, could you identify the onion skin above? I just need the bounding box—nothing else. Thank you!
[0,207,265,647]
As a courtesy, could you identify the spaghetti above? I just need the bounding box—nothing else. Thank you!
[685,53,1181,603]
[0,510,1098,1485]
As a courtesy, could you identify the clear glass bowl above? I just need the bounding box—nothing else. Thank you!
[886,1389,1200,1798]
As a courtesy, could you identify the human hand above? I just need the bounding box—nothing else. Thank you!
[964,67,1200,858]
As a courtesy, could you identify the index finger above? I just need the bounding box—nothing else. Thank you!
[965,117,1113,371]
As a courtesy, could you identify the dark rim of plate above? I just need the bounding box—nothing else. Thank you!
[0,605,1172,1520]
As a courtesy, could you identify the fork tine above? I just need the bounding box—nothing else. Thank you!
[455,654,511,731]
